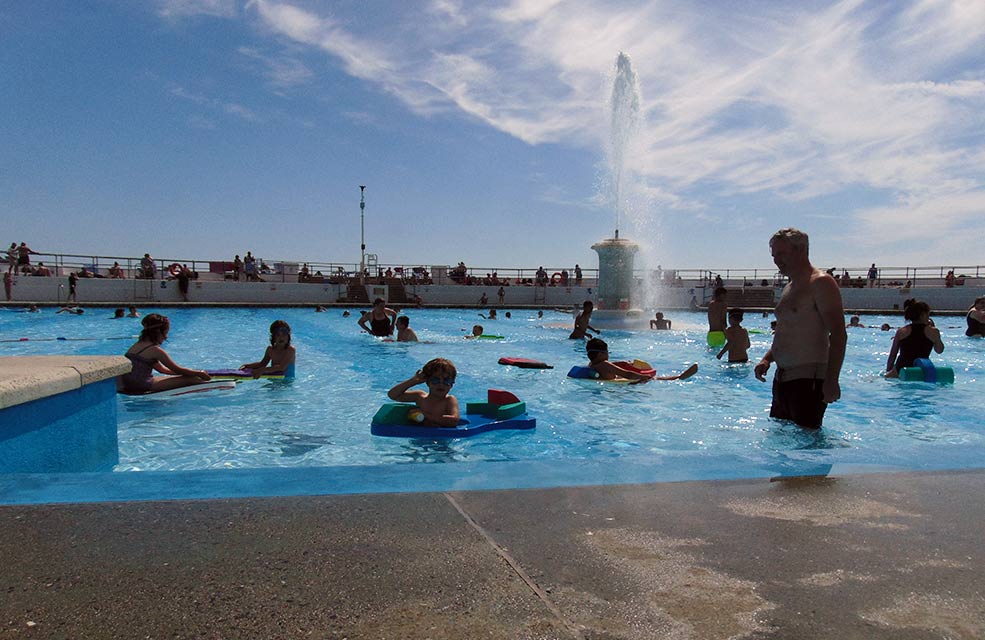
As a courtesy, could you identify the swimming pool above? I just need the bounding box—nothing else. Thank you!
[3,306,983,488]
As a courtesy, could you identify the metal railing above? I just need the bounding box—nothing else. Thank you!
[4,252,982,290]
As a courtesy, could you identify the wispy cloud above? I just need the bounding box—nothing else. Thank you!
[158,0,236,19]
[167,0,985,256]
[237,46,313,89]
[169,84,261,122]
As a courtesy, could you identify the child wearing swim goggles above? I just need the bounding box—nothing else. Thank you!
[387,358,460,427]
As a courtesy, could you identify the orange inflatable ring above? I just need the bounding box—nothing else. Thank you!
[550,272,562,285]
[168,263,182,277]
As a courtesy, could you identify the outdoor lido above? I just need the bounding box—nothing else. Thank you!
[2,237,984,495]
[2,50,984,499]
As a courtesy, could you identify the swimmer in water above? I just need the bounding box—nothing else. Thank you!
[241,320,297,378]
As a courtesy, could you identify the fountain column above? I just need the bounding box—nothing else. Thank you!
[591,237,639,310]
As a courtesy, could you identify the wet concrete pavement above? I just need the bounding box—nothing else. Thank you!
[2,469,984,639]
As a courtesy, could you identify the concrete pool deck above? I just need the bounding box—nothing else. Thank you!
[2,469,983,639]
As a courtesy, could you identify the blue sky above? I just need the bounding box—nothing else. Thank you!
[3,0,984,274]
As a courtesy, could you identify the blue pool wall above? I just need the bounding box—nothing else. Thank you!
[0,380,119,473]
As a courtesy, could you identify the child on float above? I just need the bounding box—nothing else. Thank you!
[586,337,698,382]
[884,300,944,378]
[716,309,751,363]
[395,316,418,342]
[387,358,460,427]
[241,320,296,378]
[117,314,211,394]
[464,324,483,339]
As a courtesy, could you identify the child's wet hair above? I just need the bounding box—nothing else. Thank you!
[269,319,291,346]
[140,314,170,342]
[903,300,930,322]
[422,357,456,380]
[396,316,409,328]
[728,308,744,321]
[586,337,608,354]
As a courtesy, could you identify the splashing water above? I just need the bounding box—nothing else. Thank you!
[607,52,642,239]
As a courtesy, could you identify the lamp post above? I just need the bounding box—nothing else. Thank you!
[359,185,366,284]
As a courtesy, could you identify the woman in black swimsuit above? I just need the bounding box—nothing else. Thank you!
[357,298,397,337]
[885,300,945,377]
[966,296,985,337]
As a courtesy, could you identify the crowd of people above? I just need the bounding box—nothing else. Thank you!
[9,229,985,431]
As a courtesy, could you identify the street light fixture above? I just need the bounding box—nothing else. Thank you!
[359,185,366,283]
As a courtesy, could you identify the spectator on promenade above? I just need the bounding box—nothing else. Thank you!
[574,264,583,286]
[177,265,191,302]
[6,243,16,273]
[945,270,955,288]
[67,271,78,303]
[535,266,549,286]
[885,300,944,378]
[966,296,985,337]
[560,269,569,286]
[17,242,38,273]
[244,252,257,281]
[108,262,125,278]
[755,228,846,429]
[233,255,243,281]
[650,311,671,330]
[867,263,878,287]
[497,286,505,304]
[714,274,724,289]
[478,292,488,306]
[139,253,156,279]
[33,262,51,277]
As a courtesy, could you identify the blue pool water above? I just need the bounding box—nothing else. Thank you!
[3,306,983,489]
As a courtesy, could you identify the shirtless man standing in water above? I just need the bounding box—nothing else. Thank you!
[755,228,846,429]
[569,300,600,339]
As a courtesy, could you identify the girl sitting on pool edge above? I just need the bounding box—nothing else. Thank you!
[241,320,296,378]
[387,358,460,427]
[118,314,211,394]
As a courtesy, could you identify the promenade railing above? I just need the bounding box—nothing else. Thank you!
[4,252,983,290]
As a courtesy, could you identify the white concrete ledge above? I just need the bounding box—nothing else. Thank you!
[0,356,131,410]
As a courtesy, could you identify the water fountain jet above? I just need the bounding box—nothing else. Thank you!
[590,52,646,329]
